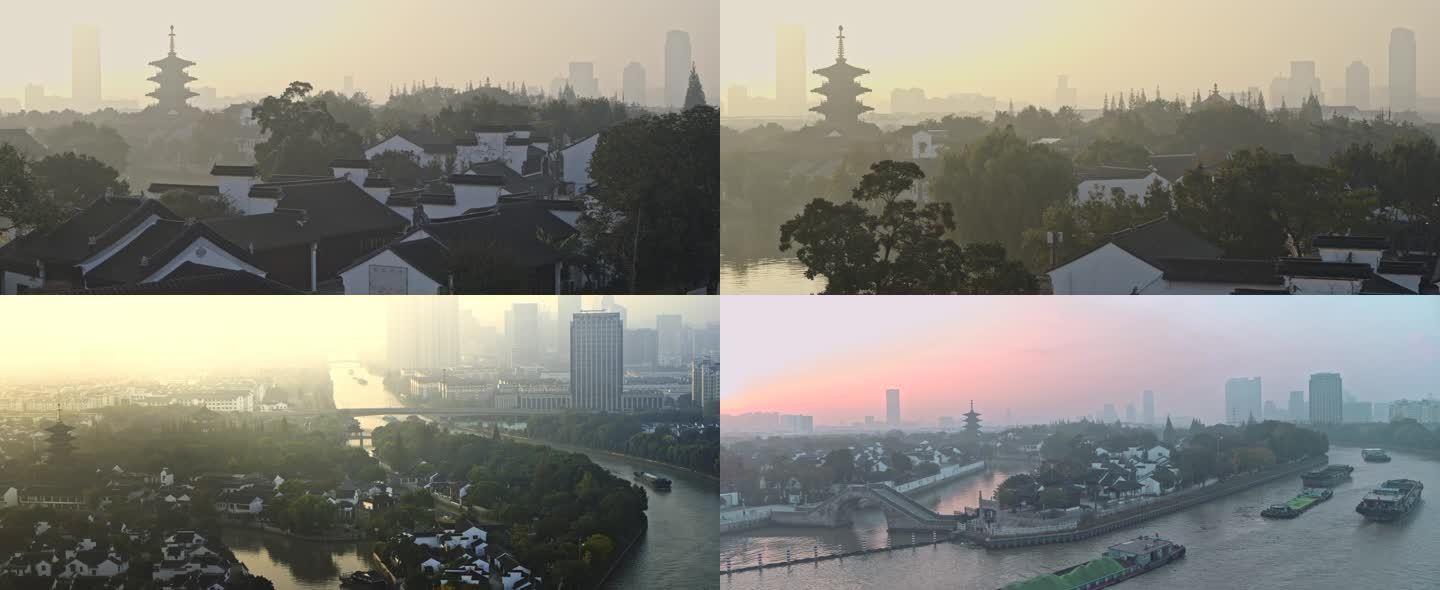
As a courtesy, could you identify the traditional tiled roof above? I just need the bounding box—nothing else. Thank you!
[328,158,372,169]
[209,164,256,177]
[147,183,221,196]
[210,179,406,250]
[0,196,180,267]
[395,130,457,153]
[86,220,262,285]
[1312,235,1390,250]
[1154,257,1282,285]
[1077,166,1155,182]
[1276,258,1373,280]
[1147,154,1199,183]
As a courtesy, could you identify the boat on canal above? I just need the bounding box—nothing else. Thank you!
[339,570,387,587]
[1362,448,1392,463]
[999,535,1186,590]
[1300,464,1354,487]
[1261,487,1333,519]
[633,471,672,491]
[1356,479,1423,522]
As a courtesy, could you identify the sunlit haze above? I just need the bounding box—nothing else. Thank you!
[0,0,718,108]
[721,0,1439,112]
[0,295,717,379]
[721,297,1440,426]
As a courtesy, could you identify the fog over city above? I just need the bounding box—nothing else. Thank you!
[721,0,1440,112]
[721,297,1440,426]
[0,0,718,109]
[0,296,717,379]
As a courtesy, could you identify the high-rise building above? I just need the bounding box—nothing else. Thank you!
[623,329,658,367]
[776,25,807,115]
[691,359,720,405]
[24,84,46,111]
[386,298,459,370]
[508,303,540,369]
[1125,403,1137,423]
[780,414,814,433]
[1142,390,1155,425]
[72,26,101,112]
[1055,75,1077,109]
[622,62,647,105]
[1289,390,1306,422]
[1309,373,1344,424]
[665,30,693,108]
[1346,61,1371,109]
[1101,403,1118,423]
[1390,28,1417,112]
[1372,402,1390,423]
[886,388,900,425]
[1288,61,1321,105]
[568,62,599,99]
[656,314,684,366]
[571,311,623,412]
[1224,377,1263,424]
[600,295,627,325]
[1343,401,1373,423]
[556,296,580,364]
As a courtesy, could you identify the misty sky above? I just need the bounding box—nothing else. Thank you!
[0,296,717,379]
[721,297,1440,426]
[721,0,1439,110]
[0,0,718,105]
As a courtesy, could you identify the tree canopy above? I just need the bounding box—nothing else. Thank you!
[252,81,366,177]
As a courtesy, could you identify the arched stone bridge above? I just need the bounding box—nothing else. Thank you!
[772,483,962,532]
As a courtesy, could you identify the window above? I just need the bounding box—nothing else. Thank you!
[369,265,408,294]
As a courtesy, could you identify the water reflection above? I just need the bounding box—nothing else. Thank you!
[720,255,821,294]
[224,528,370,590]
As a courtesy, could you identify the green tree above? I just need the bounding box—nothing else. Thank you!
[824,448,855,484]
[158,189,241,220]
[0,144,62,235]
[1020,186,1168,270]
[30,151,130,209]
[683,65,707,110]
[252,81,366,177]
[933,127,1076,253]
[39,121,130,172]
[581,533,614,565]
[1074,137,1151,169]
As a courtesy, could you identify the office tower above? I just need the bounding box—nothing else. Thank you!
[571,311,623,411]
[509,303,540,369]
[1224,377,1263,424]
[1346,61,1370,109]
[622,62,646,105]
[343,75,354,95]
[1125,403,1136,423]
[1309,373,1343,424]
[600,295,627,325]
[776,24,807,115]
[623,328,658,367]
[886,388,900,425]
[665,30,693,108]
[556,296,580,364]
[1289,390,1306,421]
[1102,403,1118,423]
[656,314,684,366]
[1055,75,1077,109]
[1263,400,1280,420]
[568,62,599,99]
[25,84,45,111]
[1343,401,1373,423]
[692,359,720,405]
[1142,390,1155,425]
[1288,61,1320,105]
[1373,402,1390,424]
[1390,28,1417,112]
[386,298,459,369]
[72,26,101,112]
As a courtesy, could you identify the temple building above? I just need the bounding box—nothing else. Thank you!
[44,408,76,462]
[148,26,198,112]
[810,26,873,130]
[962,400,982,435]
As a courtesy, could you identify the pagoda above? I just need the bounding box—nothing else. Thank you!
[962,400,982,435]
[147,26,199,112]
[810,26,873,129]
[44,406,76,462]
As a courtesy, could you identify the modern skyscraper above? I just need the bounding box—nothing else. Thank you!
[1142,390,1155,425]
[1309,373,1344,425]
[1289,390,1306,422]
[600,295,627,325]
[886,388,900,425]
[1390,28,1417,112]
[691,359,720,405]
[1101,403,1118,423]
[1287,61,1321,105]
[556,296,580,364]
[1224,377,1263,424]
[622,329,658,367]
[656,314,684,367]
[508,303,540,369]
[386,298,459,370]
[665,30,693,108]
[1346,61,1370,109]
[776,24,807,115]
[568,62,599,99]
[570,311,623,412]
[622,62,647,105]
[72,26,101,112]
[1125,403,1137,423]
[1055,75,1077,109]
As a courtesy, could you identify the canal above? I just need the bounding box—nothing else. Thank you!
[236,362,717,589]
[720,254,820,295]
[721,447,1440,590]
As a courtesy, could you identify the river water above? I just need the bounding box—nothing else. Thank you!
[721,448,1440,590]
[720,255,821,294]
[235,362,717,589]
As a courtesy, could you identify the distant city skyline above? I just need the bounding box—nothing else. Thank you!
[0,0,718,110]
[720,297,1439,426]
[721,0,1439,114]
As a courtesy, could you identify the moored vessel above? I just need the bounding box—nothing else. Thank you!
[1356,479,1423,521]
[339,570,386,587]
[1261,488,1333,519]
[633,471,672,491]
[1301,464,1354,487]
[999,535,1186,589]
[1361,448,1391,463]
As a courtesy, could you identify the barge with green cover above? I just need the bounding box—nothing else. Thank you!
[1000,535,1185,590]
[1261,487,1333,518]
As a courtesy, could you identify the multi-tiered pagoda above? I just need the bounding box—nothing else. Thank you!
[962,400,982,435]
[810,26,873,129]
[45,407,76,462]
[147,26,198,112]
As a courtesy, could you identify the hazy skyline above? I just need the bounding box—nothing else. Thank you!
[721,297,1440,426]
[0,0,718,108]
[721,0,1439,112]
[0,296,717,379]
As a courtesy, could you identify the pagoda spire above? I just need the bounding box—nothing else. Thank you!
[147,25,198,112]
[169,25,176,55]
[836,26,847,61]
[809,25,873,129]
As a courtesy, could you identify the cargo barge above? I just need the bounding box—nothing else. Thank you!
[1356,479,1423,521]
[999,535,1186,590]
[1300,464,1353,487]
[633,471,672,491]
[1261,487,1333,518]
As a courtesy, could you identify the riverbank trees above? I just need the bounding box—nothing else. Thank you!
[525,410,719,475]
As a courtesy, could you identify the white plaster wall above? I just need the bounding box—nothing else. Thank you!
[562,134,599,192]
[332,167,369,188]
[1049,243,1163,295]
[340,249,443,295]
[2,271,43,295]
[1317,247,1382,270]
[1287,277,1364,294]
[247,198,278,216]
[365,136,424,161]
[504,145,527,173]
[1378,273,1420,293]
[1139,280,1283,295]
[1076,173,1168,204]
[216,177,255,212]
[140,237,266,283]
[454,185,501,212]
[911,131,939,160]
